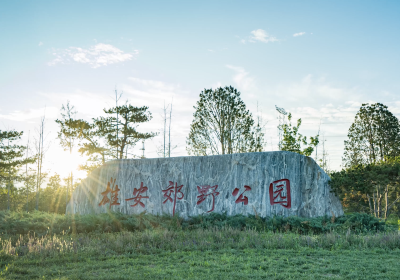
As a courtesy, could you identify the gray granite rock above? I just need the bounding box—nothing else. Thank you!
[66,151,344,218]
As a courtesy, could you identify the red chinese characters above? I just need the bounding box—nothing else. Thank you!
[99,177,121,209]
[162,181,184,215]
[196,185,219,213]
[125,182,149,208]
[269,179,291,208]
[232,185,252,205]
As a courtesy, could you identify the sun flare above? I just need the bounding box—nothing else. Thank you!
[49,150,88,180]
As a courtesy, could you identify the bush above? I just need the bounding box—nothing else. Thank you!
[182,212,390,234]
[0,210,394,238]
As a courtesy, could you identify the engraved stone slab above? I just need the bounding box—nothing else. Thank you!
[66,151,344,218]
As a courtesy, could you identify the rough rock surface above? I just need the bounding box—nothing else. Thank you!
[66,151,344,218]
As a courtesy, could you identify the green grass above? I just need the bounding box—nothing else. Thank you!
[1,211,399,279]
[1,228,400,279]
[1,247,400,279]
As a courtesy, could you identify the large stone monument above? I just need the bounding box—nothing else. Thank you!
[66,151,343,218]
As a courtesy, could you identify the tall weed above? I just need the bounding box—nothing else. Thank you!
[0,211,394,238]
[1,228,400,260]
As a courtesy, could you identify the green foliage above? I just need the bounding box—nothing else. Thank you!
[0,211,393,238]
[37,174,72,214]
[343,103,400,167]
[0,211,175,236]
[57,103,156,174]
[0,173,79,213]
[55,101,77,153]
[280,113,319,156]
[0,130,36,211]
[0,130,35,184]
[61,118,108,173]
[330,158,400,218]
[183,212,389,234]
[97,104,156,159]
[187,86,264,156]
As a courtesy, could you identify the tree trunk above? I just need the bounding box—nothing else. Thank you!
[367,194,373,215]
[26,183,29,212]
[119,119,128,160]
[168,102,172,157]
[387,194,400,216]
[366,119,376,164]
[36,118,44,211]
[163,102,166,157]
[36,142,41,211]
[7,182,10,211]
[377,186,382,218]
[384,185,389,220]
[26,151,29,213]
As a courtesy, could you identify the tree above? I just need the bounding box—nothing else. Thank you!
[22,167,37,212]
[254,102,267,153]
[167,100,174,157]
[23,133,37,212]
[61,103,156,174]
[343,103,400,168]
[0,130,36,210]
[187,86,264,156]
[97,104,156,159]
[330,158,400,219]
[60,118,109,173]
[37,173,70,214]
[156,101,177,158]
[55,101,77,205]
[279,113,319,156]
[35,116,48,211]
[318,135,330,173]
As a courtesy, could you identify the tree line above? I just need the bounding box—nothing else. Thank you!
[1,86,399,217]
[330,103,400,219]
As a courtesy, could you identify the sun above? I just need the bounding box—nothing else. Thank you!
[50,149,88,180]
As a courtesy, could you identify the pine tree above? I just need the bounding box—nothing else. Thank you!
[58,103,156,174]
[0,130,35,210]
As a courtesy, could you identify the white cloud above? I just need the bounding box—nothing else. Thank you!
[249,29,278,43]
[0,107,58,122]
[38,42,43,46]
[226,65,255,91]
[121,77,197,157]
[273,74,361,105]
[127,77,183,93]
[123,78,195,115]
[293,32,306,37]
[40,90,114,119]
[48,43,138,68]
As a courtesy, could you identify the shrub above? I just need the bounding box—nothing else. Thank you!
[0,210,394,238]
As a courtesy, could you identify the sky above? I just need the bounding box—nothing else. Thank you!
[1,0,400,181]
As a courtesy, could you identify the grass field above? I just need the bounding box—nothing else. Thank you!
[1,211,399,279]
[2,247,400,279]
[1,227,400,279]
